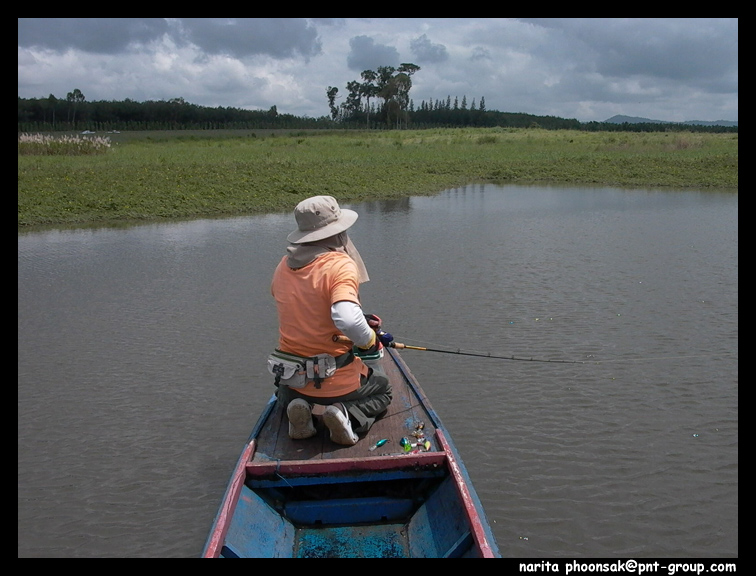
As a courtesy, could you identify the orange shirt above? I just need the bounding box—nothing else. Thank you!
[271,251,368,397]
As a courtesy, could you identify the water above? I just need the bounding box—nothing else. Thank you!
[18,184,738,558]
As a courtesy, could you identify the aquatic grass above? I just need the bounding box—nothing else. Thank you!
[18,128,737,228]
[476,135,499,145]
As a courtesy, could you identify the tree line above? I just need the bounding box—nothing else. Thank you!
[18,88,737,134]
[17,93,325,132]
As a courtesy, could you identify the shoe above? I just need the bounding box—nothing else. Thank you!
[323,404,359,446]
[287,399,316,439]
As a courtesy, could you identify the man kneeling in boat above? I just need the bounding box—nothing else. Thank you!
[269,195,393,446]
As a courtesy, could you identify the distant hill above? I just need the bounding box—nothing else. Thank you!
[605,115,738,127]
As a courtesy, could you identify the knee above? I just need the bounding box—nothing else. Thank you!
[373,373,390,391]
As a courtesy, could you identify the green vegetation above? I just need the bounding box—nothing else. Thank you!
[18,127,738,229]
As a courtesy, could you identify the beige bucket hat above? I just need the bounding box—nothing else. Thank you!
[287,196,358,244]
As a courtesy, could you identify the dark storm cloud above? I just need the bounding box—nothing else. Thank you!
[178,18,322,59]
[346,35,401,71]
[17,18,323,60]
[410,34,449,64]
[594,22,738,91]
[18,18,168,54]
[519,18,738,88]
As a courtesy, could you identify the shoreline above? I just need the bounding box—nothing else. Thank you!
[18,128,738,230]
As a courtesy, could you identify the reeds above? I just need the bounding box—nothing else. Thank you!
[18,133,112,156]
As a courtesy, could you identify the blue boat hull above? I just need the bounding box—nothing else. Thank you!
[203,347,500,558]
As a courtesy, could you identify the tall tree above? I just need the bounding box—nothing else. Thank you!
[391,73,413,128]
[398,63,420,76]
[66,88,85,125]
[384,64,420,128]
[344,80,362,117]
[359,69,379,128]
[326,86,339,120]
[45,93,58,126]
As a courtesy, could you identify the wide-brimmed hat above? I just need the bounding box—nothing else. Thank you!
[287,196,358,243]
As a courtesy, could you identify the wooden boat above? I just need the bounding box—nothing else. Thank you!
[202,345,501,558]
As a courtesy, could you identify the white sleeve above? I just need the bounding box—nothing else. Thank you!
[331,301,374,348]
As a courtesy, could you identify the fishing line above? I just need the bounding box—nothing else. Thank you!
[389,335,737,366]
[578,353,737,364]
[390,342,586,364]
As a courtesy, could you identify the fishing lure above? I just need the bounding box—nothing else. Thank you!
[368,439,389,451]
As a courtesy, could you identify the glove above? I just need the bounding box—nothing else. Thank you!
[364,313,394,346]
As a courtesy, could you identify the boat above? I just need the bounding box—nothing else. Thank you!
[202,344,501,558]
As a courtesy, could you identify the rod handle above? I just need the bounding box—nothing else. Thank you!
[333,334,410,350]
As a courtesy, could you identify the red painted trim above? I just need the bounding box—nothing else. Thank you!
[202,439,257,558]
[435,430,497,558]
[246,451,447,477]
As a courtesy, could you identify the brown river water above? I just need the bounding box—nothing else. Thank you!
[18,184,738,558]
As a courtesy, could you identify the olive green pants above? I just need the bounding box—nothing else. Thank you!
[275,365,392,435]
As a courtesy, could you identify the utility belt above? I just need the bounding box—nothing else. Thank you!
[267,349,354,389]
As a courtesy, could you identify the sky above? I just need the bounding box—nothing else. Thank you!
[18,18,738,124]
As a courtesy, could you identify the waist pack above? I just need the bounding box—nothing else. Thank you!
[267,349,354,389]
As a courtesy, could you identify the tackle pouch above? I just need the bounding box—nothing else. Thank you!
[267,350,308,389]
[306,353,337,384]
[267,350,339,389]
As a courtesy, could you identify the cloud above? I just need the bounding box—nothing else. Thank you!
[177,18,322,60]
[17,18,738,123]
[520,18,738,88]
[410,34,448,64]
[18,18,323,61]
[346,35,401,71]
[18,18,168,54]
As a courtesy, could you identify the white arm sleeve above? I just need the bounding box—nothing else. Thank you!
[331,301,373,348]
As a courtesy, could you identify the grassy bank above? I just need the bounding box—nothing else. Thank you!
[18,127,738,228]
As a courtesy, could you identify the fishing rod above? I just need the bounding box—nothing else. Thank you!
[333,334,586,364]
[389,341,587,364]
